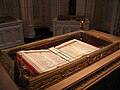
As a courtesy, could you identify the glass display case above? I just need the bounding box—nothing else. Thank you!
[0,30,120,90]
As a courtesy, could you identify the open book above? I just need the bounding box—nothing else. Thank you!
[54,39,99,60]
[17,39,99,75]
[17,50,68,74]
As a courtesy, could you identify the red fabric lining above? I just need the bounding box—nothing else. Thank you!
[16,53,40,76]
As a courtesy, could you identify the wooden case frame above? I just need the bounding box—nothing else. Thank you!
[0,30,120,90]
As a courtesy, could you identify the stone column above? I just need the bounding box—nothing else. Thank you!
[50,0,60,19]
[20,0,35,38]
[0,0,6,17]
[60,0,69,15]
[76,0,96,28]
[50,0,60,32]
[76,0,86,16]
[85,0,95,28]
[110,0,120,35]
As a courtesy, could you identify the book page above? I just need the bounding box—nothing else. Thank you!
[27,53,56,71]
[49,47,73,61]
[17,50,68,73]
[40,51,68,66]
[18,50,57,73]
[59,45,84,58]
[55,39,99,59]
[70,39,99,54]
[18,51,45,73]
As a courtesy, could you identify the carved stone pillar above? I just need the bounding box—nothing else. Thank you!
[0,0,6,17]
[50,0,69,32]
[50,0,60,31]
[110,0,120,35]
[51,0,69,18]
[20,0,35,38]
[85,0,95,28]
[51,0,60,20]
[59,0,69,15]
[76,0,86,16]
[76,0,95,28]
